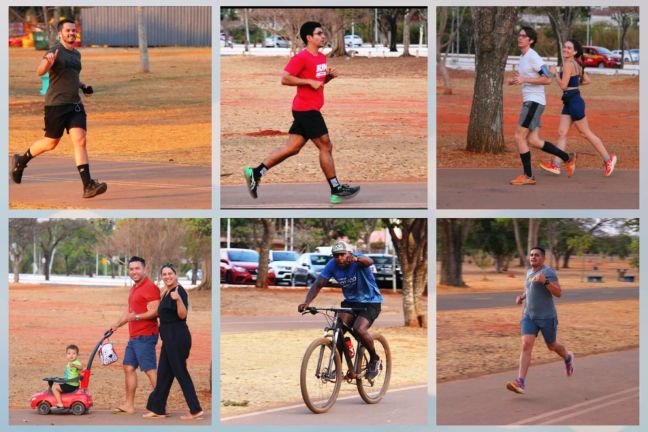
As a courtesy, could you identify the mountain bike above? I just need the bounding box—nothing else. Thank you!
[299,306,391,414]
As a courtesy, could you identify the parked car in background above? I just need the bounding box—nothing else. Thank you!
[291,253,333,286]
[611,49,638,62]
[220,248,275,285]
[185,269,203,281]
[367,254,402,288]
[582,46,622,68]
[630,49,640,62]
[264,35,290,48]
[269,250,300,285]
[344,34,363,47]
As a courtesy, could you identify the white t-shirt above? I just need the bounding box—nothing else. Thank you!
[518,48,546,105]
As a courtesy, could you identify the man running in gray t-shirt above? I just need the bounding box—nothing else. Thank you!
[11,18,107,199]
[506,246,574,394]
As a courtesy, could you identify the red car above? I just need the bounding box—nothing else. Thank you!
[220,248,275,285]
[582,46,622,69]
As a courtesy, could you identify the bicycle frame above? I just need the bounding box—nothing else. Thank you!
[310,307,364,382]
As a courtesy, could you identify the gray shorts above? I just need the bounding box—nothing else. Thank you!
[518,101,545,131]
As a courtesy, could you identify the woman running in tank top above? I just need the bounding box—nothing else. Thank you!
[540,39,617,177]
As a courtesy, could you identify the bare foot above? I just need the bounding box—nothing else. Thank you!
[180,411,204,420]
[111,407,135,414]
[142,411,168,419]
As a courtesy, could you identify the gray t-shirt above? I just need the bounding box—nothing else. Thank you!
[523,265,558,319]
[44,43,82,106]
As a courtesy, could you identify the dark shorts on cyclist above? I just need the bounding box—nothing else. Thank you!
[340,300,381,325]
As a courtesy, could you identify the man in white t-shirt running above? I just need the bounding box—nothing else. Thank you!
[508,26,576,186]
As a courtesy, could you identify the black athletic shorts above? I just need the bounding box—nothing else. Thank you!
[44,103,87,138]
[288,110,328,140]
[59,383,80,394]
[341,300,382,326]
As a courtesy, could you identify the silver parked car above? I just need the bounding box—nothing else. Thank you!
[269,250,300,285]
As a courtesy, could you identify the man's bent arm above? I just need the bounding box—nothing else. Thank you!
[281,72,313,87]
[545,280,562,297]
[302,277,327,307]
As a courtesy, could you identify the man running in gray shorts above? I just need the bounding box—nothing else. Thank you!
[506,246,574,394]
[508,26,575,186]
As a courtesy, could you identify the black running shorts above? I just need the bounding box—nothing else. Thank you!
[341,300,382,325]
[288,110,328,140]
[44,104,87,138]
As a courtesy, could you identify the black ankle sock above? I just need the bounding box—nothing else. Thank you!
[18,149,34,165]
[327,176,340,192]
[520,152,532,178]
[541,141,569,162]
[253,163,268,180]
[77,164,91,187]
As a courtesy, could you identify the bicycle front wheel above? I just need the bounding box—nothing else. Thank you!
[300,337,342,414]
[356,333,391,404]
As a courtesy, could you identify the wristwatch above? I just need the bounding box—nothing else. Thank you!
[135,314,141,321]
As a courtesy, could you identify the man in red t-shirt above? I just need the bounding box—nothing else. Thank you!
[109,256,161,414]
[243,21,360,205]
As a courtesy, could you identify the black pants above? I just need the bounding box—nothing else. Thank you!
[146,322,202,415]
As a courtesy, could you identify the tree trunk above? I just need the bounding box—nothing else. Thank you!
[244,8,250,53]
[546,8,575,67]
[439,219,470,286]
[527,218,539,254]
[387,15,398,52]
[255,219,274,288]
[400,272,418,327]
[512,219,526,266]
[384,218,427,327]
[43,252,51,281]
[466,7,518,153]
[197,255,212,291]
[436,7,454,95]
[11,251,22,283]
[402,8,412,57]
[328,20,347,58]
[137,6,150,73]
[191,260,199,285]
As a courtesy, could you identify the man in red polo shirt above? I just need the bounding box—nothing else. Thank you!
[243,21,360,204]
[110,256,161,414]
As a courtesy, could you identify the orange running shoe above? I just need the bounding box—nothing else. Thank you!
[564,152,576,178]
[604,153,617,177]
[510,174,536,185]
[539,161,561,175]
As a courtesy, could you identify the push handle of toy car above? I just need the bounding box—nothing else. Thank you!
[103,328,114,338]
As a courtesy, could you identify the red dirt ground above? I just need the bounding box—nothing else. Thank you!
[9,284,211,412]
[437,69,639,169]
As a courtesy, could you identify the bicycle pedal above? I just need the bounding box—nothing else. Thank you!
[344,370,356,383]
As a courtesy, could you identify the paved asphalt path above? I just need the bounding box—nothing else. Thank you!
[221,182,427,208]
[438,286,638,311]
[9,156,211,209]
[437,349,638,425]
[9,409,212,426]
[221,384,428,425]
[221,313,405,333]
[437,168,638,209]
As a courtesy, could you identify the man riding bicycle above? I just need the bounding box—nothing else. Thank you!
[298,241,384,379]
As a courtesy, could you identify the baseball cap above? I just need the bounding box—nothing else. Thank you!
[331,241,350,255]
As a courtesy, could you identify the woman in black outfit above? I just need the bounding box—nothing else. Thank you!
[143,263,203,420]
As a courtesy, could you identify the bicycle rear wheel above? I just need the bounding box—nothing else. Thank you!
[356,333,391,404]
[300,337,342,414]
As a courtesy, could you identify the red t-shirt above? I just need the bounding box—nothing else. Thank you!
[127,277,160,338]
[284,49,328,111]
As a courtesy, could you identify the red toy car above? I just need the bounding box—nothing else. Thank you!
[30,330,113,415]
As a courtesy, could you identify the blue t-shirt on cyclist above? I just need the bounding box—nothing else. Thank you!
[320,253,383,303]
